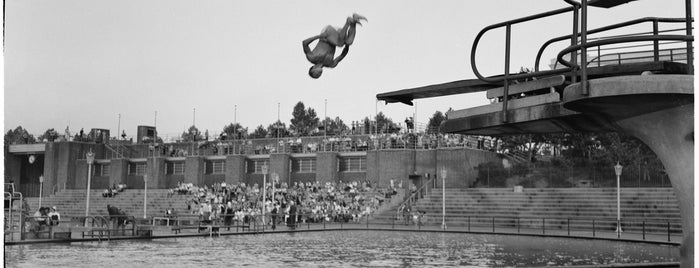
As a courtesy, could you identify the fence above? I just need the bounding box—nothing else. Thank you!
[475,163,671,188]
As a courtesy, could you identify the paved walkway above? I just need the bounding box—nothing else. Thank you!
[4,220,682,245]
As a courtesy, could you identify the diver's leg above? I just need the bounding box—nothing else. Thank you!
[321,25,342,47]
[340,14,366,46]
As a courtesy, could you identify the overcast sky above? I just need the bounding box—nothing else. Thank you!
[3,0,687,140]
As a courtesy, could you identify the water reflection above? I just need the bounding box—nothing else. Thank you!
[5,231,678,267]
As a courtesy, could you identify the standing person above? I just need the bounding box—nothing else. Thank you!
[271,203,279,230]
[287,201,297,229]
[302,13,367,79]
[224,202,234,231]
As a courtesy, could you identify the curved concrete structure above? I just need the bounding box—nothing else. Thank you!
[564,75,693,267]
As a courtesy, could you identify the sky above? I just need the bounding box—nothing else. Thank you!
[3,0,689,141]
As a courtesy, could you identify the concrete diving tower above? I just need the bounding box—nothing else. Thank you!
[377,0,693,266]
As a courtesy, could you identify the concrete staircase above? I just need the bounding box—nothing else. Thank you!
[411,188,681,233]
[24,189,192,219]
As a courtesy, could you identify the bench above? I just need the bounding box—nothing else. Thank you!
[52,231,72,239]
[72,227,111,240]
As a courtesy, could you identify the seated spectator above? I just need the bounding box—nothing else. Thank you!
[116,183,127,192]
[48,206,61,226]
[33,207,49,227]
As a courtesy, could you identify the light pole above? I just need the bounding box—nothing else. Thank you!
[85,150,95,222]
[262,165,268,226]
[38,175,44,208]
[324,99,327,152]
[614,162,623,235]
[144,145,154,219]
[441,166,447,230]
[272,172,278,206]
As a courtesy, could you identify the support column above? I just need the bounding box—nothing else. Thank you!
[184,156,204,185]
[316,152,338,184]
[226,155,247,185]
[148,157,166,189]
[615,104,693,267]
[109,159,128,187]
[270,154,290,185]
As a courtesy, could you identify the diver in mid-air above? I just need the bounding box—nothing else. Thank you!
[302,13,367,79]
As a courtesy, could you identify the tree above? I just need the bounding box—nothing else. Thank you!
[222,123,248,140]
[320,117,349,136]
[4,126,36,146]
[427,111,446,134]
[290,102,320,136]
[267,120,290,138]
[180,125,202,142]
[374,112,394,134]
[37,128,60,142]
[252,125,268,139]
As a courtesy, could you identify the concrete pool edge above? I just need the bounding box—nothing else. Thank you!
[4,226,682,247]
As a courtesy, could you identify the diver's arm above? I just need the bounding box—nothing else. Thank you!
[302,35,322,54]
[329,45,350,67]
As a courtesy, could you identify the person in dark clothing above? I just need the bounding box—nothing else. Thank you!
[287,201,297,229]
[224,203,234,231]
[271,204,279,230]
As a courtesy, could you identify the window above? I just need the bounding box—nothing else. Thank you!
[129,162,147,175]
[167,162,185,175]
[97,164,110,177]
[339,157,366,172]
[247,159,269,174]
[206,160,226,174]
[292,158,316,173]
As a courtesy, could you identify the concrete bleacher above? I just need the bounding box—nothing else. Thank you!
[412,187,681,233]
[24,189,192,219]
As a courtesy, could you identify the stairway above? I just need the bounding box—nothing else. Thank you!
[411,187,681,233]
[24,189,193,219]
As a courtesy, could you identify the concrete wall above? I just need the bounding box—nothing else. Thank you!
[108,159,128,187]
[315,152,338,183]
[290,173,316,185]
[270,154,290,185]
[17,141,502,190]
[202,174,225,186]
[164,175,185,188]
[184,157,203,185]
[225,155,247,185]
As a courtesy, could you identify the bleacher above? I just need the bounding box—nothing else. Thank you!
[24,189,192,219]
[411,187,681,233]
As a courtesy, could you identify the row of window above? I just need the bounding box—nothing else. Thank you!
[97,157,368,176]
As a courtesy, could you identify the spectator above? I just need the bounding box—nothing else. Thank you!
[48,206,61,226]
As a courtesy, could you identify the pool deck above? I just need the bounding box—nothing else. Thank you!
[4,221,682,247]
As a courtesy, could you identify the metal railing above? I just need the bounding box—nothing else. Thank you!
[8,211,682,244]
[470,1,693,122]
[395,175,437,217]
[149,212,681,243]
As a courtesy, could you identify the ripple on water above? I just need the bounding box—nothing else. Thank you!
[5,231,679,267]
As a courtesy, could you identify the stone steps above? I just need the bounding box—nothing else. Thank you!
[410,187,681,231]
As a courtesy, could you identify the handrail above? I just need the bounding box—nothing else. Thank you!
[396,176,437,216]
[534,17,691,72]
[470,5,578,83]
[557,35,694,68]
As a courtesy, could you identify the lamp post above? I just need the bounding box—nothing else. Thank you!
[38,175,44,208]
[440,166,447,230]
[614,162,623,235]
[262,164,268,226]
[85,150,95,221]
[272,172,278,206]
[144,145,154,219]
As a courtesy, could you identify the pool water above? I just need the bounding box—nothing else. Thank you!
[4,231,679,267]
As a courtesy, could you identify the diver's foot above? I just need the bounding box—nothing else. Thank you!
[350,13,367,25]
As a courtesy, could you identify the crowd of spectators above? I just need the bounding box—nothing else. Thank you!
[102,183,127,198]
[169,179,399,228]
[201,133,497,156]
